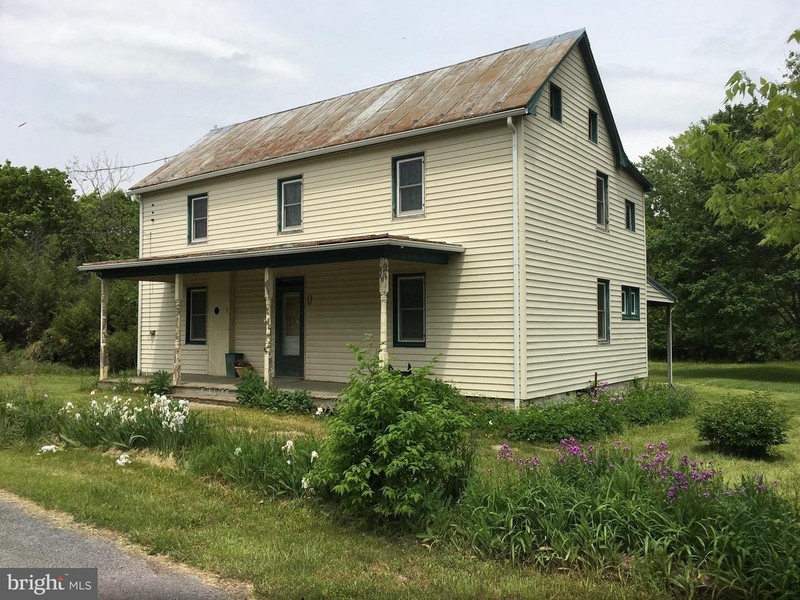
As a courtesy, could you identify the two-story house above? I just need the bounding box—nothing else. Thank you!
[81,29,672,407]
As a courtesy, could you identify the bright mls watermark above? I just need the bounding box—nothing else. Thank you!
[0,569,97,599]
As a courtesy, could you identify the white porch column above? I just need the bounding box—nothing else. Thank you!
[173,273,183,385]
[99,277,110,381]
[378,258,389,366]
[666,304,674,387]
[263,268,274,387]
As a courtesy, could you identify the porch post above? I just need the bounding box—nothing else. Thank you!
[666,304,674,387]
[99,277,109,381]
[173,273,183,386]
[378,258,389,366]
[263,268,274,387]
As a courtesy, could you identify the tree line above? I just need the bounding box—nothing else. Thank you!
[0,161,139,370]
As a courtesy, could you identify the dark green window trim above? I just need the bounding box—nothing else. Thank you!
[187,193,208,244]
[589,110,598,143]
[392,153,425,217]
[597,279,610,343]
[549,83,562,122]
[625,199,636,232]
[392,273,425,347]
[277,176,303,232]
[596,172,608,228]
[621,286,640,320]
[186,287,207,344]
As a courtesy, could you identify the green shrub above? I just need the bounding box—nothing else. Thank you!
[185,427,320,497]
[441,440,800,598]
[619,384,693,425]
[311,345,474,530]
[235,369,267,407]
[144,370,172,397]
[510,396,624,443]
[696,392,790,456]
[235,370,314,413]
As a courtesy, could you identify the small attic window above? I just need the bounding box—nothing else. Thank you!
[549,83,562,122]
[589,110,598,143]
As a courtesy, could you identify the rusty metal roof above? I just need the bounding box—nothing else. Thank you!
[79,233,465,279]
[132,30,588,191]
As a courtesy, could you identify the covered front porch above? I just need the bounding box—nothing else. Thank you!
[80,234,463,392]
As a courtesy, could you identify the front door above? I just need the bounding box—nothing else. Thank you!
[275,278,303,377]
[207,272,232,376]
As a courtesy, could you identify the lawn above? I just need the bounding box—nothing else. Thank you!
[0,360,798,598]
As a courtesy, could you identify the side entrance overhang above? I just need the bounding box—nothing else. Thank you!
[79,234,464,386]
[646,276,678,386]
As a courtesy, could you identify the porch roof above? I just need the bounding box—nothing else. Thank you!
[79,233,464,280]
[646,276,677,306]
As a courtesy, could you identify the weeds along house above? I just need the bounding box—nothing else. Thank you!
[81,28,669,406]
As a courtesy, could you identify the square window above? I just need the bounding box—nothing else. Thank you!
[622,286,640,320]
[549,83,562,122]
[588,110,598,143]
[597,279,610,342]
[393,274,425,346]
[186,287,207,344]
[188,194,208,243]
[279,177,302,231]
[596,173,608,228]
[625,200,636,232]
[393,154,424,216]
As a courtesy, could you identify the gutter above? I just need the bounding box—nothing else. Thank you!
[131,108,529,195]
[135,194,143,374]
[507,117,522,411]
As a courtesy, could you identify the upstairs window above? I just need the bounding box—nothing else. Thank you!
[549,83,562,122]
[393,154,424,216]
[596,173,608,228]
[186,287,207,344]
[597,279,610,342]
[588,110,598,143]
[188,194,208,243]
[621,286,640,320]
[393,274,425,347]
[278,176,303,231]
[625,199,636,231]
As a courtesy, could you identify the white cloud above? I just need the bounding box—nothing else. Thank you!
[47,112,116,135]
[0,1,306,87]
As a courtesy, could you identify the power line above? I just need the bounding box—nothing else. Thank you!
[68,154,177,174]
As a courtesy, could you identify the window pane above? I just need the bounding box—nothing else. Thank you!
[191,316,206,341]
[400,186,423,213]
[621,291,627,315]
[399,277,423,308]
[193,217,207,240]
[399,159,422,186]
[189,290,207,341]
[400,309,424,341]
[283,181,301,205]
[284,204,301,228]
[193,197,207,218]
[630,290,638,315]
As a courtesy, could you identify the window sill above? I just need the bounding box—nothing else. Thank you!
[185,341,207,346]
[393,211,425,220]
[622,315,640,321]
[595,224,609,232]
[393,341,426,348]
[189,239,208,245]
[279,227,303,234]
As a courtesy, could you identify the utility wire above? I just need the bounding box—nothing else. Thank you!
[68,155,177,174]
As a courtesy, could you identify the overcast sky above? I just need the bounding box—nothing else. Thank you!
[1,0,796,190]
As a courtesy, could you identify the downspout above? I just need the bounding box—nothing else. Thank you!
[135,194,143,375]
[507,117,521,411]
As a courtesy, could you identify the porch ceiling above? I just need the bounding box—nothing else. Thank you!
[79,233,464,280]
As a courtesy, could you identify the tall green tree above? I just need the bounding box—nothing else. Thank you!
[687,29,800,257]
[643,105,800,361]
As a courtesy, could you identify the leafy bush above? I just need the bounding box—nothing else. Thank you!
[235,370,314,413]
[311,345,474,530]
[185,428,320,497]
[235,369,267,407]
[510,396,624,443]
[144,370,172,397]
[618,383,693,425]
[696,392,790,456]
[58,394,208,454]
[441,440,800,598]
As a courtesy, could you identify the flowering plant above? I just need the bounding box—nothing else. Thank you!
[233,358,252,368]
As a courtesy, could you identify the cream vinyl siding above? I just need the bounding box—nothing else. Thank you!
[139,123,516,398]
[523,47,648,398]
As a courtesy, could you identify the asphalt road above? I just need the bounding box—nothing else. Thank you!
[0,494,246,600]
